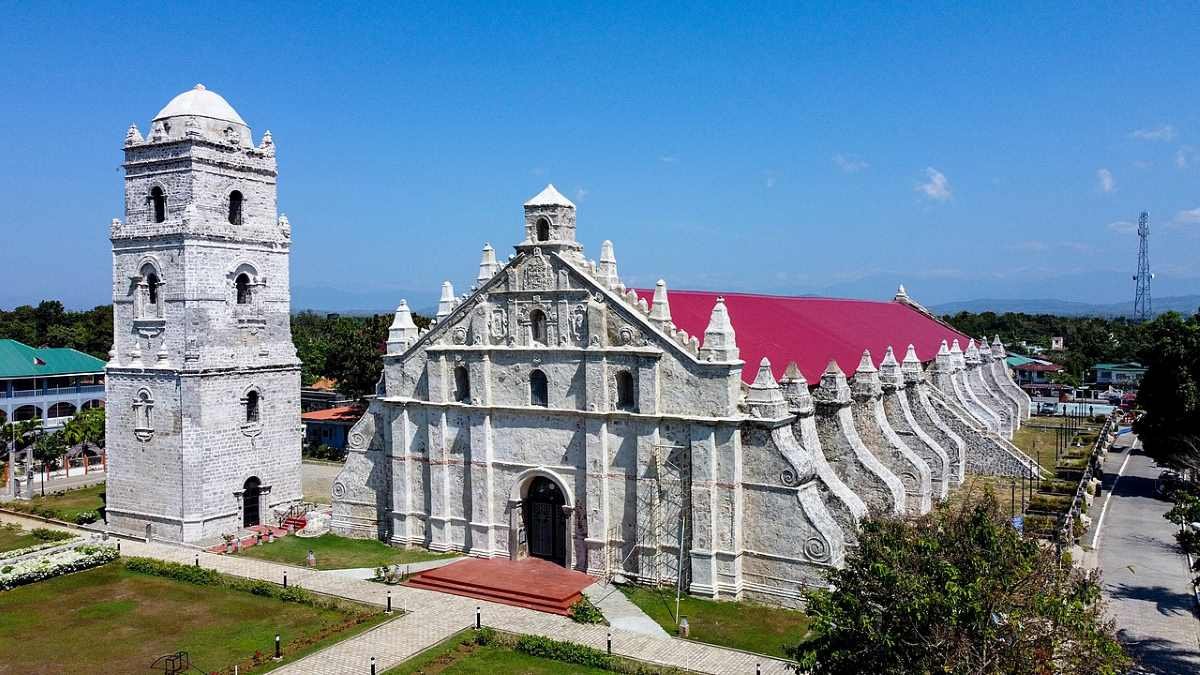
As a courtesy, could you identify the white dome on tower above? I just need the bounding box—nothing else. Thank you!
[154,84,246,126]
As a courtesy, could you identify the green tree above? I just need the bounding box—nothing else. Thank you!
[788,492,1128,675]
[32,430,67,472]
[61,408,105,452]
[1134,311,1200,471]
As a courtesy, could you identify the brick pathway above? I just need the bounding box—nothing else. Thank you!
[0,512,792,674]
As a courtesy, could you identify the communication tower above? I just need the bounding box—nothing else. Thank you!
[1132,211,1153,322]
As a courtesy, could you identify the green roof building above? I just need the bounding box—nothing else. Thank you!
[0,339,106,429]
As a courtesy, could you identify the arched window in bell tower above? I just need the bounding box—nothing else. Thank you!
[245,389,260,423]
[235,273,252,305]
[149,187,166,223]
[535,217,550,242]
[228,190,244,225]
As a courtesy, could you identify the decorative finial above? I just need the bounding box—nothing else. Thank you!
[125,123,143,146]
[855,349,877,374]
[194,83,206,91]
[477,242,500,284]
[895,283,909,301]
[747,357,788,418]
[436,281,456,320]
[387,300,420,354]
[597,240,619,289]
[699,296,739,362]
[649,279,672,327]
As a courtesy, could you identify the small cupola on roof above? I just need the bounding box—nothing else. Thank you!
[521,184,582,255]
[144,84,252,146]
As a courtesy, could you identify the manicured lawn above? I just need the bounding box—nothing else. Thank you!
[0,562,390,673]
[4,483,106,522]
[0,523,41,553]
[618,585,809,659]
[238,532,457,570]
[384,630,612,675]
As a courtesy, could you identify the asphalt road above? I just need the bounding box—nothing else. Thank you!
[1096,434,1200,674]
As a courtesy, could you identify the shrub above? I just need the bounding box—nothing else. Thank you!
[515,634,614,670]
[474,626,498,646]
[123,557,221,586]
[568,596,606,624]
[73,511,100,525]
[31,528,73,542]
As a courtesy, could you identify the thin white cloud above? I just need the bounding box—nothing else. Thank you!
[658,155,679,164]
[1177,146,1195,169]
[1133,160,1152,170]
[916,167,951,201]
[1174,207,1200,225]
[764,170,777,189]
[575,187,589,201]
[832,153,869,173]
[1097,168,1115,193]
[1107,220,1137,234]
[1130,124,1177,141]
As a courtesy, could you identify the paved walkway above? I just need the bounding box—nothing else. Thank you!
[1092,435,1200,674]
[584,580,671,638]
[0,511,790,674]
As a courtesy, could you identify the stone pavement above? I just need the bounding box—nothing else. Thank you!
[584,580,671,638]
[1092,435,1200,674]
[0,511,791,674]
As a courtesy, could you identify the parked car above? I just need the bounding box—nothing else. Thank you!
[1155,470,1185,500]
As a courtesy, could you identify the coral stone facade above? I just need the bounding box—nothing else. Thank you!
[105,85,302,543]
[332,185,1037,606]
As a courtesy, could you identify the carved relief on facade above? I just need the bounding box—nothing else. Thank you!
[523,248,552,290]
[489,307,509,344]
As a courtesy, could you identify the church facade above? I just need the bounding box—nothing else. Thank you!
[332,185,1037,605]
[105,86,302,543]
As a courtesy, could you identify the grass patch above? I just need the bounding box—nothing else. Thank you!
[0,523,74,554]
[3,483,106,523]
[237,532,456,570]
[384,628,682,674]
[0,523,41,553]
[617,584,809,658]
[0,561,390,673]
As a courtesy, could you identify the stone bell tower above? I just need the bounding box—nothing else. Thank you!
[105,84,302,543]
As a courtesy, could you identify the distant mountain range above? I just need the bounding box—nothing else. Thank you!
[929,295,1200,317]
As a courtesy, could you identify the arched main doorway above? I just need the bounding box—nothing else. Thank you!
[523,476,566,566]
[242,476,261,527]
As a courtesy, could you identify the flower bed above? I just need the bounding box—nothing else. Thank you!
[0,544,118,591]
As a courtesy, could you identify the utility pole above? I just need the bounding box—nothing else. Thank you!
[1133,211,1153,322]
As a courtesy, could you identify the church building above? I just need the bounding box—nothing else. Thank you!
[332,185,1036,605]
[105,86,302,543]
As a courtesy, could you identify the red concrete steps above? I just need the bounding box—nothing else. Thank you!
[403,557,593,616]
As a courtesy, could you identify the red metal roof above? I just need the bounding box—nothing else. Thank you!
[301,405,364,423]
[634,289,972,384]
[1012,362,1063,372]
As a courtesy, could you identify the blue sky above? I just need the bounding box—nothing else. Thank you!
[1,2,1197,311]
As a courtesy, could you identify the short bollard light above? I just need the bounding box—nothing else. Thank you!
[274,633,281,660]
[370,656,376,675]
[756,662,761,675]
[475,606,481,630]
[386,590,392,615]
[194,554,199,567]
[283,571,288,588]
[607,631,612,655]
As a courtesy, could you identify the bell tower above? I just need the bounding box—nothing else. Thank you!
[105,84,302,543]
